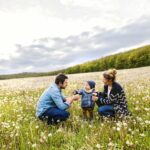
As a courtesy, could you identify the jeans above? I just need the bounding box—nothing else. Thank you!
[98,105,115,117]
[39,107,70,125]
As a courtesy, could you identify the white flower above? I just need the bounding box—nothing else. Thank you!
[145,120,150,124]
[144,108,149,111]
[126,140,133,146]
[48,133,52,137]
[35,125,39,129]
[32,143,37,148]
[140,133,145,137]
[101,123,104,127]
[116,127,120,131]
[112,127,116,130]
[135,107,139,110]
[16,126,20,129]
[96,144,101,149]
[89,125,92,128]
[108,142,114,147]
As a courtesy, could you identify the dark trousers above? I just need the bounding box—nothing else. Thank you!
[82,107,94,121]
[39,107,70,125]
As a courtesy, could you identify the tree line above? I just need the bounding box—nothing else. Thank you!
[0,45,150,80]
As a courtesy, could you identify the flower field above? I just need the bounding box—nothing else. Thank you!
[0,67,150,150]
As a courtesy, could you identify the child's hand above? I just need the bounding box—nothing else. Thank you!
[92,92,99,101]
[73,90,79,95]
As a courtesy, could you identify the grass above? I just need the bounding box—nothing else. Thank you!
[0,66,150,150]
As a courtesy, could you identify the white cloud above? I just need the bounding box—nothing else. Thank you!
[0,0,150,74]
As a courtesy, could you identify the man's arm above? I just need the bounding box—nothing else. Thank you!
[51,90,71,110]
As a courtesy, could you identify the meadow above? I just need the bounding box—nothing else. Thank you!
[0,67,150,150]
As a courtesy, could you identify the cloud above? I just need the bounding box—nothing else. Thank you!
[0,15,150,74]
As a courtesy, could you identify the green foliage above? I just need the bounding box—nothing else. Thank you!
[64,45,150,74]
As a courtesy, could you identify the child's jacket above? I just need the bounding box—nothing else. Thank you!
[76,89,95,108]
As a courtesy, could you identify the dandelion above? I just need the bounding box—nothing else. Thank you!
[140,133,145,137]
[112,127,116,130]
[96,144,101,149]
[108,142,114,147]
[32,143,37,148]
[126,140,133,146]
[35,125,39,129]
[116,127,120,131]
[101,123,104,127]
[145,120,150,124]
[48,133,52,137]
[16,126,20,129]
[89,124,92,128]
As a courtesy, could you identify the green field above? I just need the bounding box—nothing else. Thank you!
[0,67,150,150]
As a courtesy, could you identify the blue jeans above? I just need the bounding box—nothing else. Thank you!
[39,107,70,125]
[98,105,115,117]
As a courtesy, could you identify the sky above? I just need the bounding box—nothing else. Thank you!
[0,0,150,74]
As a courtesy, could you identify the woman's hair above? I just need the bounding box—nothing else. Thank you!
[55,73,68,85]
[103,69,117,82]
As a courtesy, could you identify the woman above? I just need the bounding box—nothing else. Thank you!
[92,69,130,117]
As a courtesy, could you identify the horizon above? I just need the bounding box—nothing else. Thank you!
[0,0,150,74]
[0,44,149,76]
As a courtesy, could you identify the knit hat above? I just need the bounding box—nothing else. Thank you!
[87,80,96,89]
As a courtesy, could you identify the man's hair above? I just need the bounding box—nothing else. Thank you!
[55,73,68,85]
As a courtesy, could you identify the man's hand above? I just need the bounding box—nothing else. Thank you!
[66,95,80,104]
[66,97,74,104]
[72,95,80,101]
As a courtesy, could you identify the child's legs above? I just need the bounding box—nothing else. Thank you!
[87,108,94,120]
[82,108,88,120]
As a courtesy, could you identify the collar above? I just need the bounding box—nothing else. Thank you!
[53,83,61,92]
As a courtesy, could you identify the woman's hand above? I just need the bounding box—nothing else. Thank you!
[92,95,98,101]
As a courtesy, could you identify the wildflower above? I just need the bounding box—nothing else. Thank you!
[32,143,37,148]
[140,133,145,137]
[116,127,120,131]
[35,125,39,129]
[126,140,133,146]
[108,142,114,147]
[96,144,101,149]
[48,133,52,137]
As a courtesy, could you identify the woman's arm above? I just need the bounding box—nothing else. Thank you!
[92,89,120,105]
[98,92,119,105]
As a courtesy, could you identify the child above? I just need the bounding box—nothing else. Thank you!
[73,80,98,121]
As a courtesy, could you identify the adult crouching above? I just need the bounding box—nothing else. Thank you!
[92,69,131,118]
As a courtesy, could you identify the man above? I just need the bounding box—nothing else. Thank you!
[36,73,79,125]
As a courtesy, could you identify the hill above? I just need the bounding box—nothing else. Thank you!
[0,44,150,80]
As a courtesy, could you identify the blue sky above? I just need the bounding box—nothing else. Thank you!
[0,0,150,74]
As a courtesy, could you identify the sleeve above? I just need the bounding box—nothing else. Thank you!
[73,89,84,95]
[50,89,70,110]
[98,90,120,105]
[77,89,84,95]
[61,93,67,101]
